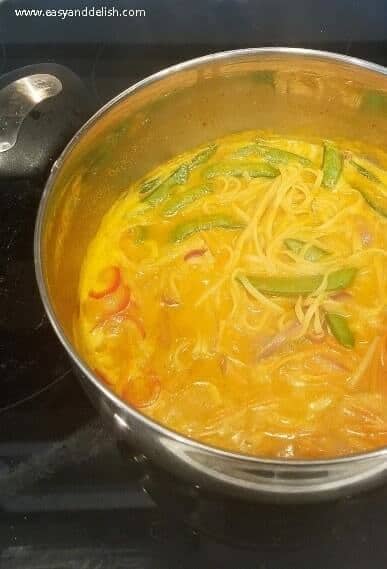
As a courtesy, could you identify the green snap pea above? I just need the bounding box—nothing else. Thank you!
[141,179,176,206]
[284,238,329,262]
[188,144,218,169]
[171,214,245,243]
[204,161,279,179]
[233,144,312,166]
[239,267,357,297]
[326,312,355,348]
[162,185,212,217]
[350,160,380,183]
[140,145,216,200]
[172,163,191,184]
[141,164,189,207]
[357,187,387,218]
[322,144,343,188]
[344,160,387,217]
[139,177,162,194]
[345,160,387,218]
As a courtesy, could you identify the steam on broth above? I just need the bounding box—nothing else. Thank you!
[76,131,387,459]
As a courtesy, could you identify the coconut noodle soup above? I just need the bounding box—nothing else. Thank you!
[76,132,387,459]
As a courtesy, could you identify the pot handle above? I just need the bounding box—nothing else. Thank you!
[0,63,94,181]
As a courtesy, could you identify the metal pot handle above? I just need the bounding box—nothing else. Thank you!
[0,63,93,181]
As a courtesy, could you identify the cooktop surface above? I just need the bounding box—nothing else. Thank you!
[1,39,387,568]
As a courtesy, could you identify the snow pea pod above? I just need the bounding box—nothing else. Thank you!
[284,238,329,262]
[171,214,245,243]
[139,144,217,195]
[187,144,217,169]
[322,144,342,188]
[326,312,355,348]
[162,185,212,217]
[350,160,380,183]
[141,163,189,207]
[204,161,279,179]
[139,176,162,195]
[233,144,312,166]
[345,160,387,218]
[239,267,357,297]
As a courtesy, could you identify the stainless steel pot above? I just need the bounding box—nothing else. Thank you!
[34,48,387,503]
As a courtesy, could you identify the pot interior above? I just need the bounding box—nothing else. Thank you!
[39,49,387,349]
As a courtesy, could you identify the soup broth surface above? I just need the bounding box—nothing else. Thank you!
[76,131,387,459]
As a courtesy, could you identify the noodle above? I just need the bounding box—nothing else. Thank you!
[76,130,387,459]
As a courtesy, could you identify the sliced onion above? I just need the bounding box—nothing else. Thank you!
[128,313,146,339]
[219,354,229,375]
[329,291,353,302]
[257,321,301,360]
[184,248,207,262]
[312,353,349,373]
[307,331,326,343]
[360,228,373,248]
[99,285,131,317]
[123,374,161,408]
[161,295,180,307]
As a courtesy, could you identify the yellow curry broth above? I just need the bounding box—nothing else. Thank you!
[76,131,387,459]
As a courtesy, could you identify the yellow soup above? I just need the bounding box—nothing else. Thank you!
[76,131,387,459]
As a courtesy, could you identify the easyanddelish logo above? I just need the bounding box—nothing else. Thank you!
[14,6,147,19]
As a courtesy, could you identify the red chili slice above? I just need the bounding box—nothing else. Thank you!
[89,266,121,299]
[123,374,161,408]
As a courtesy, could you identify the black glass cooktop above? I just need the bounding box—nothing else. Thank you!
[1,39,387,568]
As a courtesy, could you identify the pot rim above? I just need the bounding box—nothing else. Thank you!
[35,46,387,468]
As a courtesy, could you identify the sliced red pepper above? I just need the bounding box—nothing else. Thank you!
[184,248,207,262]
[123,373,161,408]
[89,266,121,299]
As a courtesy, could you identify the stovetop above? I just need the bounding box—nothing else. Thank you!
[2,372,387,569]
[1,36,387,568]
